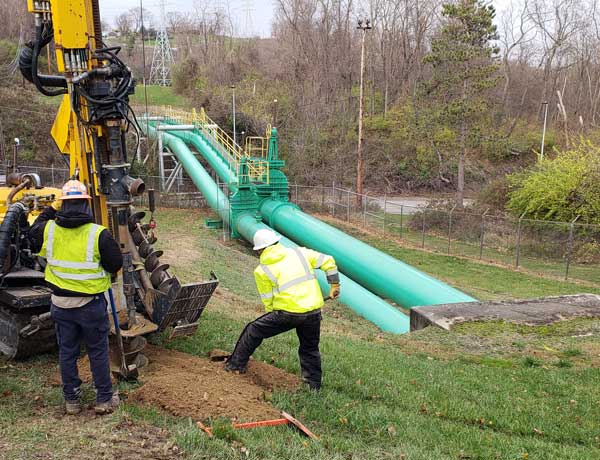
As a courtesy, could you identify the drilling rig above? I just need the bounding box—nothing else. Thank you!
[0,0,218,378]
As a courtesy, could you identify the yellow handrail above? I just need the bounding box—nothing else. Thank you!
[159,106,269,184]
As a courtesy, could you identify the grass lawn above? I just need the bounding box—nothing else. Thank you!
[1,208,599,460]
[328,209,600,287]
[129,84,190,108]
[317,213,600,300]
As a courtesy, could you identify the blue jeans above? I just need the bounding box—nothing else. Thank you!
[51,295,113,403]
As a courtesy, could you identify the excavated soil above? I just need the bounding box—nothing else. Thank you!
[49,345,300,423]
[130,346,299,422]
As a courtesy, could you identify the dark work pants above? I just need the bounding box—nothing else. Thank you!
[50,295,113,403]
[228,310,322,389]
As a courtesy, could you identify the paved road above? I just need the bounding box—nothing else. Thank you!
[376,196,474,215]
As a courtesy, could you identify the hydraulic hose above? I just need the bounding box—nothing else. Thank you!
[7,178,32,205]
[19,23,67,96]
[0,202,27,275]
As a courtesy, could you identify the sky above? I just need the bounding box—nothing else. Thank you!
[100,0,276,38]
[99,0,511,39]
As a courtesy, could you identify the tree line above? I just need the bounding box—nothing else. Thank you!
[1,0,600,216]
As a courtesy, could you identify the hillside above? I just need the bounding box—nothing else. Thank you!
[1,208,599,459]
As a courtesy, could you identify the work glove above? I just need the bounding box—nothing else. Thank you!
[329,283,340,299]
[50,200,62,211]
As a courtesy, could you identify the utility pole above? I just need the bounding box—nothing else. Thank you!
[272,99,278,126]
[540,101,548,162]
[231,85,237,146]
[356,18,371,205]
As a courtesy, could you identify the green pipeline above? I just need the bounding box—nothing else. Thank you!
[159,128,236,189]
[236,213,409,333]
[146,122,409,333]
[259,199,477,308]
[147,124,230,221]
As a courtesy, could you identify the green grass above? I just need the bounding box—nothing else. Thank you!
[129,84,190,108]
[318,214,600,301]
[159,310,600,459]
[2,208,600,459]
[336,210,600,286]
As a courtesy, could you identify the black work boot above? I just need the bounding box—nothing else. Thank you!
[224,360,247,374]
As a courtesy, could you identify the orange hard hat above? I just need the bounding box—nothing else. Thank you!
[60,180,91,200]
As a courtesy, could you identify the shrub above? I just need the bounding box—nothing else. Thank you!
[507,141,600,224]
[574,241,600,264]
[475,176,511,213]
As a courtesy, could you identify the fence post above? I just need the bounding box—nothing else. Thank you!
[565,215,580,280]
[294,182,298,203]
[515,211,526,268]
[346,189,351,222]
[363,194,367,227]
[448,205,457,255]
[383,194,387,235]
[479,208,489,260]
[399,205,404,239]
[332,181,336,217]
[421,210,426,248]
[321,184,325,209]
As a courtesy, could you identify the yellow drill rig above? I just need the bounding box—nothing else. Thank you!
[0,0,218,378]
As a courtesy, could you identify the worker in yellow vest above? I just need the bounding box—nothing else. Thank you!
[225,229,340,390]
[31,180,123,415]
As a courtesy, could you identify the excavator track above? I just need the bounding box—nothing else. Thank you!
[0,306,55,359]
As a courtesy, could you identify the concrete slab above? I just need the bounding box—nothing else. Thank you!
[410,294,600,331]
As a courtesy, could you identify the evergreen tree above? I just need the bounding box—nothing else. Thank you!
[420,0,500,207]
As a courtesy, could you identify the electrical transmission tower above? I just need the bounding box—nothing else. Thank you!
[149,0,174,86]
[242,0,255,37]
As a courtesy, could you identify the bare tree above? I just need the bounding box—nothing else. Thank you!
[128,7,154,34]
[0,0,32,40]
[115,12,134,36]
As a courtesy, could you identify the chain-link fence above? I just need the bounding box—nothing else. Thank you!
[9,166,600,285]
[290,183,600,285]
[9,165,208,209]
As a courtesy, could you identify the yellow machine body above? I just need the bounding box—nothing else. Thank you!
[0,186,61,224]
[29,0,109,228]
[0,0,218,367]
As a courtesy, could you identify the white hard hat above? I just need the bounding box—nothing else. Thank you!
[60,179,91,200]
[253,229,281,250]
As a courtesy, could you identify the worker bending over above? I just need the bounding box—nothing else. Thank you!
[31,180,123,415]
[226,229,340,390]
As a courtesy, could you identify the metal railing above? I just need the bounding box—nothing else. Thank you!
[159,106,269,183]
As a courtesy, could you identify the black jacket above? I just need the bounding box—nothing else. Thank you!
[30,206,123,297]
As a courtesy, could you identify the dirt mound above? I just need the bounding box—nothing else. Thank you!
[48,345,300,422]
[129,346,299,422]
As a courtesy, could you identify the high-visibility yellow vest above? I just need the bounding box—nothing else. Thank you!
[39,221,111,294]
[254,243,338,313]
